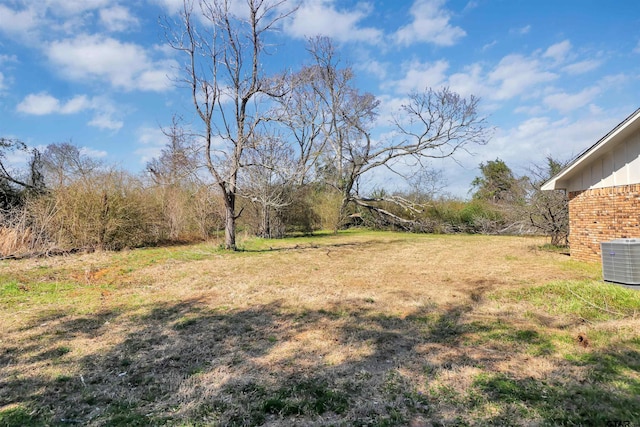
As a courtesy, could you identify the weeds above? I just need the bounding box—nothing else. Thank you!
[499,279,640,321]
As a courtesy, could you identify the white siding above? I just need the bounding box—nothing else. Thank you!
[628,132,640,183]
[566,129,640,192]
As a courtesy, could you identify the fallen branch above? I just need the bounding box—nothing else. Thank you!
[0,247,92,261]
[350,197,431,232]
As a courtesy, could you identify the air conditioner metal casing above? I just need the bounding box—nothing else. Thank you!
[600,239,640,286]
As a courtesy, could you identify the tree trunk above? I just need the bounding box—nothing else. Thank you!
[260,204,271,239]
[334,197,349,233]
[224,193,236,250]
[550,232,567,247]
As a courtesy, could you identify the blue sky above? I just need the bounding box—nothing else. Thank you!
[1,0,639,197]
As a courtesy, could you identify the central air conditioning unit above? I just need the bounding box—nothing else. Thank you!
[600,239,640,286]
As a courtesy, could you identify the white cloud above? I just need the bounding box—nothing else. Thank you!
[488,54,557,100]
[514,105,546,116]
[88,114,123,131]
[543,40,572,63]
[384,38,599,109]
[79,146,108,158]
[60,95,91,114]
[0,54,18,64]
[481,40,497,51]
[137,66,174,92]
[387,60,449,94]
[373,94,411,129]
[543,87,601,114]
[151,0,184,15]
[16,93,92,115]
[487,113,622,170]
[356,59,389,81]
[85,96,124,131]
[46,34,175,92]
[394,0,466,47]
[16,92,123,131]
[510,25,531,35]
[0,4,39,36]
[598,73,629,89]
[0,1,110,40]
[463,1,479,12]
[0,56,14,91]
[135,126,167,163]
[0,73,6,92]
[137,126,166,146]
[447,63,488,98]
[286,0,382,44]
[44,0,110,16]
[99,6,140,32]
[16,92,62,115]
[561,59,602,75]
[153,0,259,18]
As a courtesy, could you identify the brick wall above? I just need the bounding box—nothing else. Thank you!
[568,184,640,262]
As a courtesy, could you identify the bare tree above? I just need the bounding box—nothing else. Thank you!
[526,156,569,246]
[241,66,331,237]
[146,116,203,240]
[307,37,489,229]
[0,138,45,211]
[303,37,378,228]
[164,0,293,249]
[41,142,103,189]
[241,131,297,237]
[406,166,447,202]
[146,116,199,187]
[272,66,328,185]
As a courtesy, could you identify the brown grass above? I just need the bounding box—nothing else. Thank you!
[0,226,33,257]
[0,231,638,426]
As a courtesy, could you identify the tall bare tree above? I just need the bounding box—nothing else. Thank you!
[272,66,328,186]
[165,0,293,249]
[241,66,331,237]
[307,37,489,229]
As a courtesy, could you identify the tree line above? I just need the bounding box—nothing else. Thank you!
[0,0,567,257]
[0,136,567,258]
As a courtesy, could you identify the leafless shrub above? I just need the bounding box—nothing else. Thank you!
[0,212,34,257]
[0,200,56,257]
[28,170,163,251]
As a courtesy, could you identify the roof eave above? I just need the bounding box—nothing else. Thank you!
[541,108,640,191]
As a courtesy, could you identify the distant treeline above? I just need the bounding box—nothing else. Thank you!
[0,138,567,258]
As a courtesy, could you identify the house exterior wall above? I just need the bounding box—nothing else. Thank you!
[565,128,640,192]
[568,184,640,262]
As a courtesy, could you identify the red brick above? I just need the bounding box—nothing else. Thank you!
[568,184,640,262]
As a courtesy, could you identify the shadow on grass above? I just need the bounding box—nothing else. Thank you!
[1,293,639,426]
[474,348,640,425]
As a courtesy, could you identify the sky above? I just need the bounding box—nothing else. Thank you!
[1,0,639,197]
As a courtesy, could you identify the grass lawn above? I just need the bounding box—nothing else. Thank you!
[0,230,639,426]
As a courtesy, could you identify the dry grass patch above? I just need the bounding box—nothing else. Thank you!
[0,230,638,426]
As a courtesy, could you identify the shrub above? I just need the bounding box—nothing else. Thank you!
[28,170,163,251]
